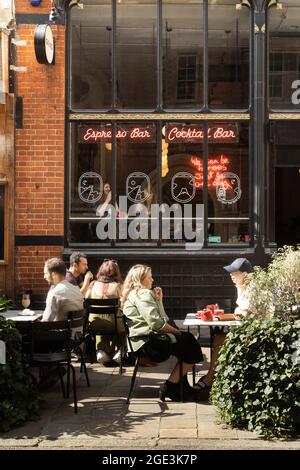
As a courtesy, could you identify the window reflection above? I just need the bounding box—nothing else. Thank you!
[269,2,300,109]
[208,0,249,109]
[116,1,157,109]
[70,1,112,110]
[162,0,203,109]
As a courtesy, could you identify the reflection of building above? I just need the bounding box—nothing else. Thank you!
[11,1,300,317]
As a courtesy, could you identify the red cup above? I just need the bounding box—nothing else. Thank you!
[200,309,213,321]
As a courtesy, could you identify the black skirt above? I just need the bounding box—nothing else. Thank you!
[137,331,203,364]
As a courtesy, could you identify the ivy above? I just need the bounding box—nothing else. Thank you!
[0,315,41,432]
[211,317,300,438]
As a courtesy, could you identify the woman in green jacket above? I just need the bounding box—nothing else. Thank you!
[121,264,206,402]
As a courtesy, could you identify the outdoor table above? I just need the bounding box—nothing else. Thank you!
[183,313,242,385]
[1,310,43,323]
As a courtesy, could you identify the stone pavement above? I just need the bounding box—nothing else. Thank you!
[1,350,299,450]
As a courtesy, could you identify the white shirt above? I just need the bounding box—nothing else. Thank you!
[236,286,250,312]
[42,280,84,322]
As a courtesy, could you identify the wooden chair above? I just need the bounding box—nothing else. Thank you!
[84,298,125,374]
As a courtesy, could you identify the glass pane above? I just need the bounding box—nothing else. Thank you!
[69,123,112,244]
[163,0,203,109]
[0,185,4,259]
[70,1,112,109]
[207,121,249,243]
[116,123,157,243]
[161,122,204,247]
[269,2,300,109]
[208,0,249,109]
[116,1,157,109]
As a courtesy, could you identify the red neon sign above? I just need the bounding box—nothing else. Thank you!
[190,155,233,189]
[78,125,156,143]
[165,124,239,143]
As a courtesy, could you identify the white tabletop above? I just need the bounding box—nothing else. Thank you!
[183,313,241,327]
[0,310,43,322]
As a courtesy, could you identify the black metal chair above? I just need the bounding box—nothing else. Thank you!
[25,310,90,413]
[84,298,125,374]
[123,315,183,404]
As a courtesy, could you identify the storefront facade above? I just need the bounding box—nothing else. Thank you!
[13,0,300,317]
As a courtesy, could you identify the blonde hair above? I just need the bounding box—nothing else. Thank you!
[121,264,151,308]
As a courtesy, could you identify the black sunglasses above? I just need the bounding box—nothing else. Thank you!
[104,258,118,265]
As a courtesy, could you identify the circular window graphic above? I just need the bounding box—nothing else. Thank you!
[171,172,195,203]
[78,172,103,203]
[126,172,150,203]
[215,172,242,205]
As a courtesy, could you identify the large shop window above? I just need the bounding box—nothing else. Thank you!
[269,1,300,110]
[68,121,250,246]
[69,1,250,111]
[208,0,249,109]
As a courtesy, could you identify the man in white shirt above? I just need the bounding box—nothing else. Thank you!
[42,257,84,322]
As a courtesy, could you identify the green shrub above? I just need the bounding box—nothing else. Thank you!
[0,316,40,432]
[211,317,300,438]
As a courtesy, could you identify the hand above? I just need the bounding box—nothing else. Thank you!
[153,287,163,301]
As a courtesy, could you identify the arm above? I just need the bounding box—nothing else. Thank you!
[42,291,59,322]
[80,271,93,296]
[159,322,181,337]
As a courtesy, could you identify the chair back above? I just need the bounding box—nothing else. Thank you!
[28,310,85,363]
[84,298,120,334]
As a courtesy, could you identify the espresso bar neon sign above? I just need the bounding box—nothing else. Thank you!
[78,125,156,143]
[190,155,232,189]
[166,124,238,143]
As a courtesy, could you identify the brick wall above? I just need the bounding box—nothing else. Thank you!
[15,0,65,299]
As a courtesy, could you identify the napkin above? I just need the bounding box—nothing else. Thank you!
[18,308,36,316]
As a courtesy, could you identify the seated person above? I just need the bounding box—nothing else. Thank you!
[42,257,84,322]
[121,264,207,402]
[96,182,120,217]
[195,257,253,391]
[85,259,124,365]
[66,251,93,296]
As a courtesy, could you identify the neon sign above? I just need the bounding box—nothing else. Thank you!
[165,124,239,143]
[190,155,233,189]
[78,125,156,143]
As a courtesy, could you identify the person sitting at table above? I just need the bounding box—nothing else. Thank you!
[66,251,94,296]
[42,257,84,322]
[121,264,207,402]
[85,259,124,365]
[195,257,253,391]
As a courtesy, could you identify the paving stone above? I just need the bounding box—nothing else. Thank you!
[160,417,197,429]
[197,421,239,439]
[160,428,197,438]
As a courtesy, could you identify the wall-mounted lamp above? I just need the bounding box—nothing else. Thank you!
[30,0,42,6]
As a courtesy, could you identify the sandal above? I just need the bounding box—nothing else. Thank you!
[194,377,212,390]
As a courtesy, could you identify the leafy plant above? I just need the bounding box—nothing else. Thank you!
[0,316,40,432]
[248,245,300,320]
[211,317,300,438]
[0,294,12,312]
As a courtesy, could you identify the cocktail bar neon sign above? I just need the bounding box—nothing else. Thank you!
[190,155,233,189]
[166,124,238,143]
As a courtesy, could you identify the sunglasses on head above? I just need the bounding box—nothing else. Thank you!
[104,258,118,265]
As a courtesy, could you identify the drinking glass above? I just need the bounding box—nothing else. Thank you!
[22,293,31,309]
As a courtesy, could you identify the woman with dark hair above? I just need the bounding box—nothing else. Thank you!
[85,259,124,364]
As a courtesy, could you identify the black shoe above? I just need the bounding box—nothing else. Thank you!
[159,380,197,402]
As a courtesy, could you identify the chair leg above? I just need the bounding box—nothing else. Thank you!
[126,357,140,404]
[192,364,196,386]
[179,361,183,402]
[66,364,71,398]
[119,340,124,375]
[76,347,90,387]
[69,363,78,413]
[58,364,66,398]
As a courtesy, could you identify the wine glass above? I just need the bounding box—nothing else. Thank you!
[22,293,31,310]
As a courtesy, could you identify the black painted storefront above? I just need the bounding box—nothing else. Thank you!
[61,1,300,318]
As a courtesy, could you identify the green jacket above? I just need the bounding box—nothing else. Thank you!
[123,288,176,352]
